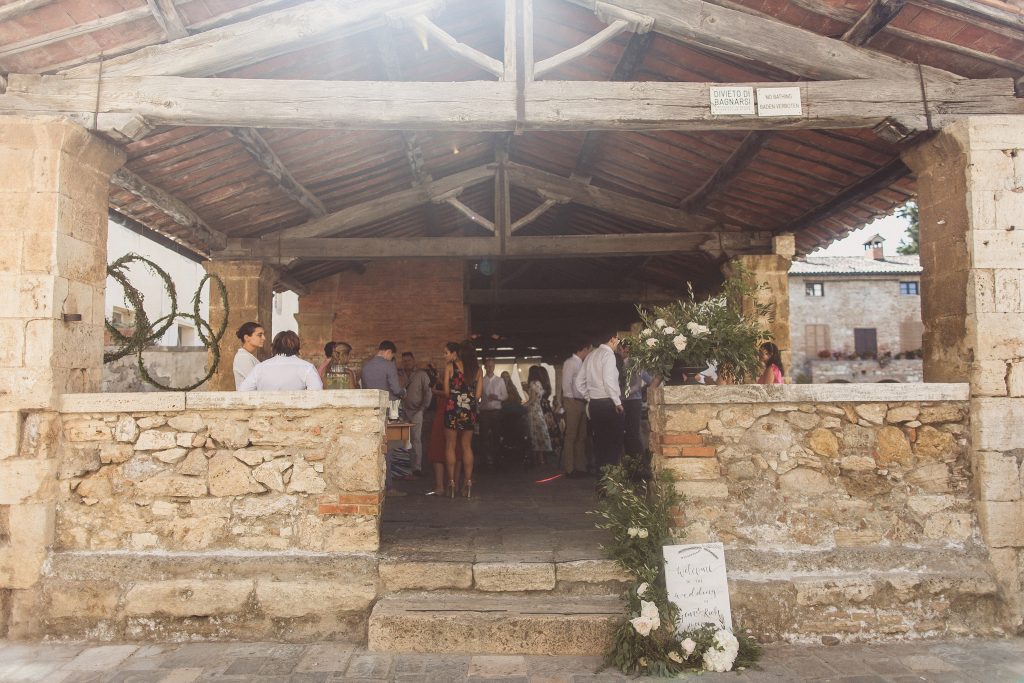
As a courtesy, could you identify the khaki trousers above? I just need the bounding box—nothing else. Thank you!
[561,398,588,473]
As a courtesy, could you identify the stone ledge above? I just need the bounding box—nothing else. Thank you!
[660,383,970,406]
[59,390,390,413]
[60,393,186,413]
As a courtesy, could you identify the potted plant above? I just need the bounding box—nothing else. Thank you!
[620,264,772,385]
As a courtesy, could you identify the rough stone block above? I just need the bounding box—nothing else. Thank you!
[45,580,120,619]
[555,559,631,584]
[63,419,111,442]
[0,459,56,504]
[135,472,208,498]
[807,428,839,458]
[134,430,177,451]
[886,406,920,423]
[661,457,720,481]
[0,503,55,588]
[474,562,556,591]
[779,467,831,495]
[664,405,716,433]
[854,403,887,425]
[874,426,913,467]
[123,580,253,617]
[380,561,473,591]
[255,579,376,617]
[976,451,1021,502]
[923,512,973,542]
[208,452,264,496]
[673,480,729,499]
[906,463,951,493]
[977,500,1024,548]
[973,398,1024,452]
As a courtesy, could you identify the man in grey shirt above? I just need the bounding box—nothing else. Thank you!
[361,340,406,496]
[399,352,432,476]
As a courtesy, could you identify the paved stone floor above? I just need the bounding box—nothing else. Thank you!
[0,638,1022,682]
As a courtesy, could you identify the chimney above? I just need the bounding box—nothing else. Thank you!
[863,235,885,261]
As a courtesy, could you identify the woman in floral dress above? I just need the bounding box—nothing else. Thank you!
[443,340,482,498]
[521,365,552,466]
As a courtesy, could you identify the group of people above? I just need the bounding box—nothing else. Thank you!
[230,320,788,499]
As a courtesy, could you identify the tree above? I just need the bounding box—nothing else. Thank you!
[896,201,919,255]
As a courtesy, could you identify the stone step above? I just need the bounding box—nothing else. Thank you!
[368,591,623,655]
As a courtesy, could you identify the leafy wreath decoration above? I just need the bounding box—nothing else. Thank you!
[105,252,229,391]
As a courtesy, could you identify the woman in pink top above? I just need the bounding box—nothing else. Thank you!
[757,342,784,385]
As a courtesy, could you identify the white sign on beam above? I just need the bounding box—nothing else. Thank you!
[663,542,733,632]
[709,86,755,116]
[756,86,803,117]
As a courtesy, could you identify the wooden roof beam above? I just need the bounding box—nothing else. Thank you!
[0,7,152,61]
[63,0,433,78]
[215,231,770,261]
[842,0,907,47]
[273,270,310,296]
[145,0,189,41]
[0,0,55,23]
[111,168,228,251]
[229,128,327,218]
[563,0,956,82]
[466,287,678,304]
[680,131,771,213]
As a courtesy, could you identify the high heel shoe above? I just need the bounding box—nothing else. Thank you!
[446,480,456,499]
[462,480,473,499]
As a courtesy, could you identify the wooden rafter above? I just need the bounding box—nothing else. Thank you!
[466,287,678,304]
[842,0,907,47]
[0,7,152,61]
[679,131,771,213]
[564,0,957,82]
[0,0,55,23]
[63,0,422,78]
[216,230,769,261]
[146,0,189,40]
[111,168,228,251]
[229,128,327,219]
[273,270,310,296]
[10,76,1018,136]
[277,165,496,241]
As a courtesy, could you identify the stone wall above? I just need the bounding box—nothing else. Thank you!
[101,347,208,392]
[651,384,1004,641]
[6,390,387,641]
[808,359,923,384]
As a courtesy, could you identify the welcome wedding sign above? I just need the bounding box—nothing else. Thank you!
[663,542,733,631]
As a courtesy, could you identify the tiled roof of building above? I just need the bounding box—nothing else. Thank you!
[790,254,922,276]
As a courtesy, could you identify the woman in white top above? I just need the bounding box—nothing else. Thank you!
[232,321,265,389]
[238,331,323,391]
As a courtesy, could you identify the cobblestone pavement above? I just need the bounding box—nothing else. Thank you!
[1,638,1022,682]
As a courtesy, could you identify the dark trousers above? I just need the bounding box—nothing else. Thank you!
[478,409,501,464]
[623,399,643,457]
[588,398,624,469]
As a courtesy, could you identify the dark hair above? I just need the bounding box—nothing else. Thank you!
[528,365,551,400]
[402,351,415,359]
[236,321,263,343]
[574,339,592,353]
[761,342,784,376]
[445,341,461,355]
[323,341,336,359]
[272,330,301,356]
[378,340,397,353]
[459,340,480,388]
[602,330,619,344]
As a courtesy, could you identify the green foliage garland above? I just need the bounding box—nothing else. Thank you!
[105,253,229,391]
[594,457,762,676]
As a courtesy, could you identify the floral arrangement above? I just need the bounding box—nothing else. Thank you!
[594,458,761,676]
[620,262,772,383]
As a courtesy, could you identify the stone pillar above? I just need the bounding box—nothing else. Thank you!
[724,233,794,380]
[203,260,277,391]
[0,117,124,636]
[904,115,1024,630]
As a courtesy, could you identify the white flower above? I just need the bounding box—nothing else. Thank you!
[641,328,653,337]
[655,318,667,329]
[639,600,661,631]
[636,582,649,597]
[627,527,639,537]
[672,334,688,352]
[639,657,649,667]
[686,321,710,337]
[668,651,683,664]
[645,338,658,348]
[702,629,739,672]
[637,528,649,539]
[681,638,696,656]
[630,615,656,636]
[663,326,676,335]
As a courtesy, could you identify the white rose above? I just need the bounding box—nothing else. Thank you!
[641,328,653,337]
[663,326,676,335]
[655,318,667,329]
[629,615,655,636]
[645,338,658,348]
[627,527,639,537]
[668,651,683,663]
[686,322,710,337]
[702,630,739,672]
[639,657,649,667]
[636,582,649,597]
[681,638,697,656]
[637,528,649,539]
[672,334,688,352]
[639,600,661,631]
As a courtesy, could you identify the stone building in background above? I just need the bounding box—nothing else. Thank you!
[789,236,923,384]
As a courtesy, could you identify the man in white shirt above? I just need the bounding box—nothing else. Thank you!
[232,321,265,389]
[561,340,592,478]
[573,330,624,470]
[238,330,323,391]
[478,358,508,467]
